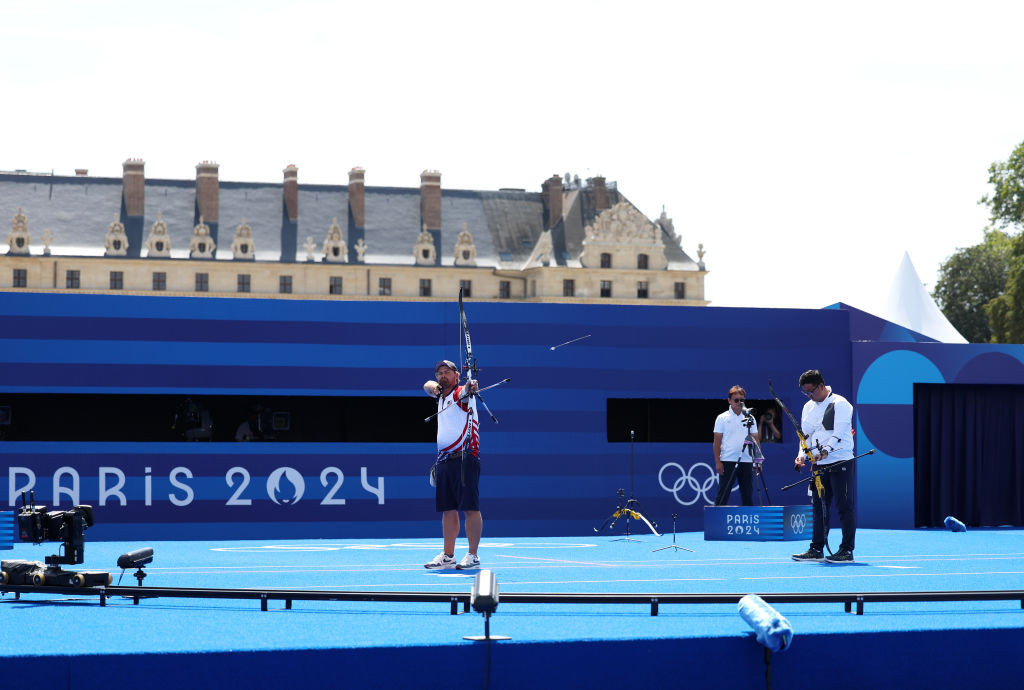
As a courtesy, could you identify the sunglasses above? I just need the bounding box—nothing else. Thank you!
[730,397,745,403]
[800,383,820,397]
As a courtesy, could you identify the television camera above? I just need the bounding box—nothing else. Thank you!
[0,491,111,587]
[243,404,290,441]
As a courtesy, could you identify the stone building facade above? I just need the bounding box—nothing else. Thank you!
[0,162,708,305]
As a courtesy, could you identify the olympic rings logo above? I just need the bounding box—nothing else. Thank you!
[658,462,720,506]
[790,513,807,533]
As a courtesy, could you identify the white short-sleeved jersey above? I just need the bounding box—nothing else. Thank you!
[800,386,854,465]
[436,384,479,460]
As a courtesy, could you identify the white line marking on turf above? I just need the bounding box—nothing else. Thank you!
[145,556,1024,576]
[494,554,618,567]
[211,542,598,552]
[741,570,1024,580]
[295,577,726,589]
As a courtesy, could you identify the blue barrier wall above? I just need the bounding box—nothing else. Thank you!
[0,510,12,549]
[0,292,856,539]
[852,341,1024,528]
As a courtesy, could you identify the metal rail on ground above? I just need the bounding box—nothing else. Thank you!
[3,584,1024,616]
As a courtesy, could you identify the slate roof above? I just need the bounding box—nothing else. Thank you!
[0,171,698,269]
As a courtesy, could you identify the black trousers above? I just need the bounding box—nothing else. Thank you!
[809,462,856,552]
[715,461,754,506]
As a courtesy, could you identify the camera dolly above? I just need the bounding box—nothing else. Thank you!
[0,559,111,587]
[0,492,111,588]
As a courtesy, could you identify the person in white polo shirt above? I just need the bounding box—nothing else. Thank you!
[713,385,760,506]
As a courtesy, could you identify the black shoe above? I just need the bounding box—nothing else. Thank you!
[825,549,854,563]
[791,548,824,562]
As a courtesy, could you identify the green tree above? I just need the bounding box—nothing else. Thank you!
[933,230,1012,342]
[986,231,1024,343]
[983,141,1024,229]
[980,139,1024,229]
[970,138,1024,343]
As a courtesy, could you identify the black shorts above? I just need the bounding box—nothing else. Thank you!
[434,454,481,512]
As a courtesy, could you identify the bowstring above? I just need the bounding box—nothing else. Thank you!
[460,307,469,387]
[457,290,471,484]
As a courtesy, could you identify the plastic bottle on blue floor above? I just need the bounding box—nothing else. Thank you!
[944,516,967,532]
[738,594,793,652]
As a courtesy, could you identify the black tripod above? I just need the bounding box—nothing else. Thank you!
[651,513,695,553]
[749,430,771,506]
[715,411,771,506]
[594,430,660,540]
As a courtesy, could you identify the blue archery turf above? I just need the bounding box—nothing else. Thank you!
[2,528,1023,657]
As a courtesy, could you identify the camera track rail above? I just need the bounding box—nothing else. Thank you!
[3,582,1024,616]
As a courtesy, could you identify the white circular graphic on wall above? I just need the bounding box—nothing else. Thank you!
[267,467,305,505]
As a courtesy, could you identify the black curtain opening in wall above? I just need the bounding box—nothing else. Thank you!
[915,384,1024,527]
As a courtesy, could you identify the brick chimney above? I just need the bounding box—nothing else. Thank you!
[542,174,568,266]
[348,167,366,264]
[420,170,441,265]
[120,159,145,258]
[592,176,610,211]
[194,161,220,247]
[281,164,299,262]
[542,174,563,229]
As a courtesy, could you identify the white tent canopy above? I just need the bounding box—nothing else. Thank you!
[878,251,968,344]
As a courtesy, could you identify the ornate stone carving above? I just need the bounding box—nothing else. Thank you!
[104,214,129,256]
[697,243,706,271]
[7,207,30,255]
[189,216,216,259]
[355,238,367,262]
[580,201,667,270]
[303,236,317,262]
[145,211,172,257]
[453,223,477,266]
[414,223,436,265]
[42,230,52,256]
[231,218,255,260]
[322,217,347,263]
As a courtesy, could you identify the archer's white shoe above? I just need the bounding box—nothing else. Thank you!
[424,552,456,569]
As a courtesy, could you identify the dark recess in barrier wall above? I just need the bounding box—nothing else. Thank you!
[0,393,436,443]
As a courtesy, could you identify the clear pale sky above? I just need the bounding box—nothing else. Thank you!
[3,1,1023,312]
